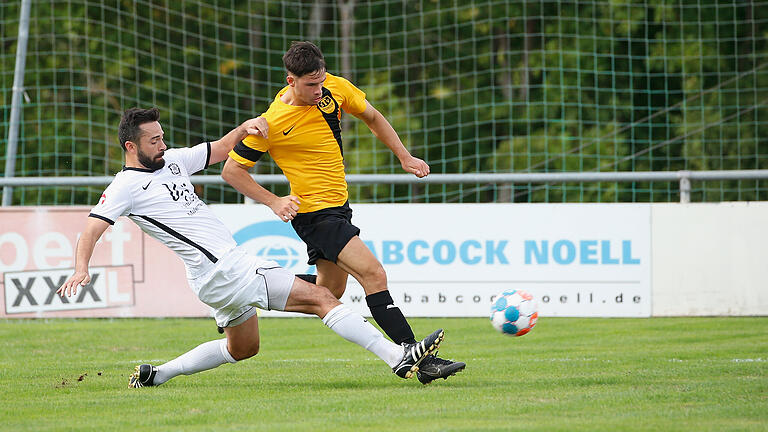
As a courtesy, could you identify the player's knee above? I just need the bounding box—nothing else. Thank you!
[229,340,260,361]
[301,283,339,310]
[317,285,342,305]
[362,264,387,287]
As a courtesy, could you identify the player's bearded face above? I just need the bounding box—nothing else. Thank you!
[135,121,167,171]
[137,144,166,171]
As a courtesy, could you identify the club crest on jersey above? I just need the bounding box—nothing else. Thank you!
[168,163,181,175]
[317,95,336,114]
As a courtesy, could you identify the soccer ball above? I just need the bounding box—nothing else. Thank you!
[490,290,538,336]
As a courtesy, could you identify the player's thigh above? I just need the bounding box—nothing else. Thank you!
[223,314,260,360]
[315,259,350,298]
[335,236,387,292]
[284,276,340,316]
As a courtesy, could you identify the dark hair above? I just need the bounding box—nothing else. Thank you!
[283,41,326,77]
[118,107,160,150]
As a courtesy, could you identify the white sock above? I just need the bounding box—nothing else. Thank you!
[322,304,403,368]
[154,338,236,385]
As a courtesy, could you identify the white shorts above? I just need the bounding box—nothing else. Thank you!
[188,247,295,328]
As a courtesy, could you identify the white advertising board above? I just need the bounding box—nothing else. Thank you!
[211,203,652,318]
[651,202,768,316]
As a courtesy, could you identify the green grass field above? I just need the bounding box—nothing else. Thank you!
[1,317,766,431]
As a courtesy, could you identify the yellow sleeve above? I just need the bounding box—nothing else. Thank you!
[228,134,268,168]
[334,75,368,115]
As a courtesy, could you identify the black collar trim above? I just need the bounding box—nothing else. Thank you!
[122,166,155,173]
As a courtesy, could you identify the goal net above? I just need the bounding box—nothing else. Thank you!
[1,1,767,205]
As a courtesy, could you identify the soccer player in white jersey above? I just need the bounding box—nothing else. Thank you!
[57,108,443,387]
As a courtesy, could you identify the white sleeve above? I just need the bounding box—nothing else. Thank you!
[167,142,211,175]
[89,180,132,225]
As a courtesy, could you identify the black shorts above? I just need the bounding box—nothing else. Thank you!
[290,202,360,265]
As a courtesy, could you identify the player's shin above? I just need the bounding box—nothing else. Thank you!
[365,290,417,344]
[153,338,236,385]
[321,304,402,367]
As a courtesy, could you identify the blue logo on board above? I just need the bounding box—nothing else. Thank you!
[232,221,314,274]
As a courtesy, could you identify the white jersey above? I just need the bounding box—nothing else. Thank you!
[90,143,237,279]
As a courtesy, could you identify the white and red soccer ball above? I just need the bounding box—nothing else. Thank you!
[490,290,538,336]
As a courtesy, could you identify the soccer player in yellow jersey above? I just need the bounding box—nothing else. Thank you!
[222,41,465,384]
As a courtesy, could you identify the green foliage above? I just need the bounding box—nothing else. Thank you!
[0,317,767,431]
[1,1,767,204]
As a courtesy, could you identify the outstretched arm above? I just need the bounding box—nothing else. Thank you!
[353,101,430,178]
[57,217,111,297]
[222,157,300,222]
[208,117,269,166]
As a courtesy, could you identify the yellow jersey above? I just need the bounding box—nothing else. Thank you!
[229,73,367,213]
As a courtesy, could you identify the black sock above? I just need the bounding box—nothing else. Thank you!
[366,290,417,344]
[296,274,317,284]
